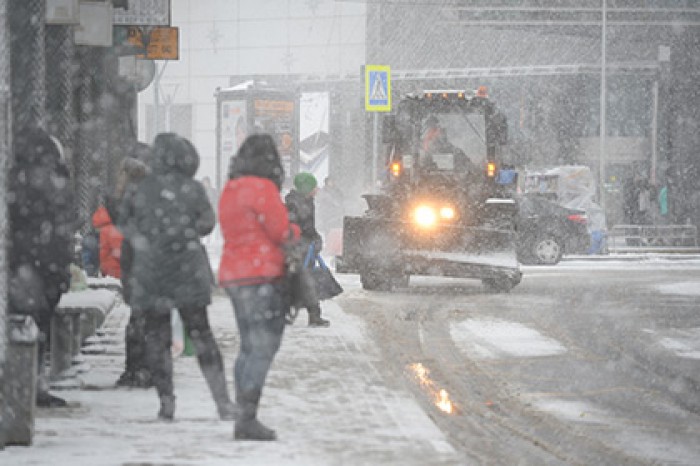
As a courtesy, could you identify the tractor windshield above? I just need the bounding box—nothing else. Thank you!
[419,110,485,173]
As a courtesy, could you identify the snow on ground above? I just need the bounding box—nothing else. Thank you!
[556,255,700,270]
[525,398,608,424]
[4,294,458,465]
[655,282,700,296]
[450,318,566,359]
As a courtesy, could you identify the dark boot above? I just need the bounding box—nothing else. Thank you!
[308,305,330,327]
[193,330,238,420]
[36,367,67,407]
[158,395,176,421]
[218,401,239,421]
[36,391,68,408]
[115,370,135,387]
[234,391,276,441]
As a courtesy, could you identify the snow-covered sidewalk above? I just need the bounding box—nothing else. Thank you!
[4,292,458,465]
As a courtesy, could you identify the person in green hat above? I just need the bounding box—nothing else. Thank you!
[285,172,331,327]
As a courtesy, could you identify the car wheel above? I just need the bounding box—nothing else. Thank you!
[532,236,563,265]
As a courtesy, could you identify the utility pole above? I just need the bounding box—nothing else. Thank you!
[152,61,167,140]
[0,0,10,448]
[599,0,607,212]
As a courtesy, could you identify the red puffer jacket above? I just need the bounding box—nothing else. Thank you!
[92,205,123,279]
[218,176,300,287]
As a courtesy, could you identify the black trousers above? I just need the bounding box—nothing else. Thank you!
[124,307,147,375]
[143,306,227,399]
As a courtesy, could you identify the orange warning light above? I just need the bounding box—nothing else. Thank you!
[487,161,497,177]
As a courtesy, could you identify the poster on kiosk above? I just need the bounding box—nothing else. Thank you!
[216,85,299,192]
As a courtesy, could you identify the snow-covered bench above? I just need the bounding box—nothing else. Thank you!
[87,276,123,293]
[50,288,117,380]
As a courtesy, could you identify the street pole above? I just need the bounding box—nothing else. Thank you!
[152,62,167,140]
[0,0,10,447]
[651,80,659,185]
[599,0,607,212]
[153,63,159,140]
[372,112,378,191]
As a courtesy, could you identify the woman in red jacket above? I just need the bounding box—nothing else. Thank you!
[92,204,123,278]
[219,134,300,441]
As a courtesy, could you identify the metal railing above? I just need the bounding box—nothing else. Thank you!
[607,224,699,253]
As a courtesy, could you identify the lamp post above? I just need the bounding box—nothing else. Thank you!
[599,0,607,212]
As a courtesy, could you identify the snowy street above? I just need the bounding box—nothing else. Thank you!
[4,257,700,465]
[339,258,700,464]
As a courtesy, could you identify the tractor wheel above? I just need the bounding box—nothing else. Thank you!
[482,275,519,293]
[390,273,410,289]
[360,270,392,291]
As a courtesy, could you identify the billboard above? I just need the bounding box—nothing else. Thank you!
[299,92,330,183]
[253,98,295,182]
[219,100,247,190]
[216,87,298,191]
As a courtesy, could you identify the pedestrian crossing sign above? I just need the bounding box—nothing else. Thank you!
[365,65,391,112]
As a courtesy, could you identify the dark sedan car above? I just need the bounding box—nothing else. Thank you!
[516,194,590,265]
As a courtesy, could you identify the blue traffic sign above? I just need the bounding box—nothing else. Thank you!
[365,65,391,112]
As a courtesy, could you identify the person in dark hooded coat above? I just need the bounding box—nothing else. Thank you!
[118,133,235,421]
[8,126,79,407]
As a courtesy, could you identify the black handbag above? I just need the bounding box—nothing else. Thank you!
[285,241,319,311]
[304,246,343,302]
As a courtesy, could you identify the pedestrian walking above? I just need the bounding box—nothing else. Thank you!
[118,133,236,421]
[218,134,301,441]
[91,204,122,279]
[285,172,331,327]
[8,126,79,407]
[110,149,153,388]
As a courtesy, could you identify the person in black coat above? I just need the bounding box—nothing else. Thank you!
[118,133,235,421]
[111,146,152,388]
[285,172,330,327]
[8,126,79,407]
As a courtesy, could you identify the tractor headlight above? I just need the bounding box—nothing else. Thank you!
[413,205,437,228]
[439,206,455,220]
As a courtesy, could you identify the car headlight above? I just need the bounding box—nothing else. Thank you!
[413,205,437,228]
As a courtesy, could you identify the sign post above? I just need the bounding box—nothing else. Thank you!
[364,65,391,190]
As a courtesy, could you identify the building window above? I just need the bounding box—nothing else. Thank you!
[145,103,192,142]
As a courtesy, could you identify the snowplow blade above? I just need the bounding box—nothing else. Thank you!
[336,215,521,290]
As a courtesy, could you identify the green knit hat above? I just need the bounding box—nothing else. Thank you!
[294,172,318,195]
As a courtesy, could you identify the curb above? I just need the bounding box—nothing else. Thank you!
[562,253,700,262]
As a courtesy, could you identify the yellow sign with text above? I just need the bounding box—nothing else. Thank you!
[127,26,179,60]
